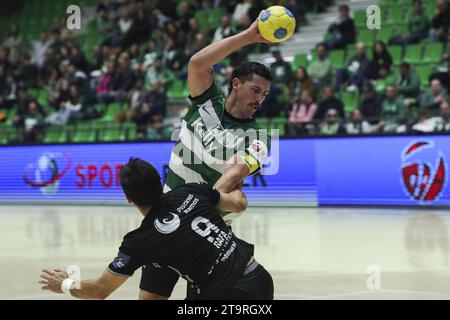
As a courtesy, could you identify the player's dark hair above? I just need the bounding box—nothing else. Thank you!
[119,158,162,208]
[339,4,350,12]
[228,61,272,94]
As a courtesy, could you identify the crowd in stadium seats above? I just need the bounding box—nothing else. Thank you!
[0,0,449,145]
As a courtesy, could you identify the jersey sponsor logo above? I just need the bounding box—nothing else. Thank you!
[154,212,181,234]
[112,251,130,269]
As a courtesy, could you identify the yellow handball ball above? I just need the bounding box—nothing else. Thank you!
[257,6,296,43]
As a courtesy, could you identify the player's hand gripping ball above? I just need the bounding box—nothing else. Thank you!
[257,6,296,43]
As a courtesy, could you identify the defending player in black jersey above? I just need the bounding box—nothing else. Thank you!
[38,158,273,300]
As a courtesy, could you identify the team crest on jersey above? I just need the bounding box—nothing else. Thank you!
[154,212,181,234]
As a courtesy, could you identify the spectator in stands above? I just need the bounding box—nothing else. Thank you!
[111,8,134,47]
[335,42,370,92]
[165,20,187,51]
[256,84,284,118]
[232,0,252,26]
[49,77,70,110]
[19,54,39,87]
[367,41,392,80]
[46,84,82,125]
[147,114,172,140]
[434,99,450,131]
[270,47,293,87]
[0,73,17,110]
[319,108,346,135]
[411,109,439,133]
[163,37,187,77]
[315,85,344,120]
[130,79,167,134]
[286,0,309,27]
[429,0,450,43]
[323,4,356,50]
[247,0,265,21]
[307,43,332,86]
[359,83,382,124]
[430,53,450,93]
[30,30,53,69]
[187,32,209,59]
[128,76,147,110]
[58,16,76,41]
[128,43,142,71]
[419,78,449,115]
[3,23,22,60]
[176,2,195,32]
[12,87,39,128]
[127,7,153,45]
[288,90,317,135]
[185,18,201,56]
[94,61,113,104]
[212,15,236,43]
[8,50,22,81]
[104,54,135,103]
[23,100,45,142]
[346,108,378,134]
[390,0,430,45]
[217,66,234,96]
[396,62,421,99]
[143,80,167,119]
[142,39,162,69]
[69,46,90,74]
[380,85,407,132]
[50,29,64,54]
[289,67,317,103]
[96,0,122,21]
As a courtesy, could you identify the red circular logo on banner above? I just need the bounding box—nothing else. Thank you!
[401,141,447,202]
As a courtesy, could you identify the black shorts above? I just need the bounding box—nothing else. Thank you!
[188,260,274,300]
[139,265,179,298]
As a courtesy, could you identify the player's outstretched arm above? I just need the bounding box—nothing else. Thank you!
[217,189,248,213]
[214,155,250,193]
[39,268,128,299]
[188,20,269,97]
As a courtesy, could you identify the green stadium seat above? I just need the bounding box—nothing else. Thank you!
[353,10,366,28]
[340,91,360,114]
[422,43,444,64]
[43,127,60,143]
[208,7,224,27]
[270,117,286,137]
[415,64,434,86]
[167,79,188,100]
[387,45,403,66]
[124,122,137,140]
[6,127,21,144]
[195,10,209,32]
[292,53,308,69]
[100,103,122,122]
[255,117,270,130]
[99,124,123,142]
[386,7,405,24]
[72,123,96,143]
[307,48,318,63]
[357,29,376,47]
[403,44,422,65]
[377,26,393,44]
[379,0,399,7]
[329,50,346,69]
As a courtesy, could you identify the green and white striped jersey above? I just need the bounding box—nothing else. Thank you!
[164,82,271,193]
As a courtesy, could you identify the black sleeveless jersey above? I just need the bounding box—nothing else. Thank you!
[108,183,254,289]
